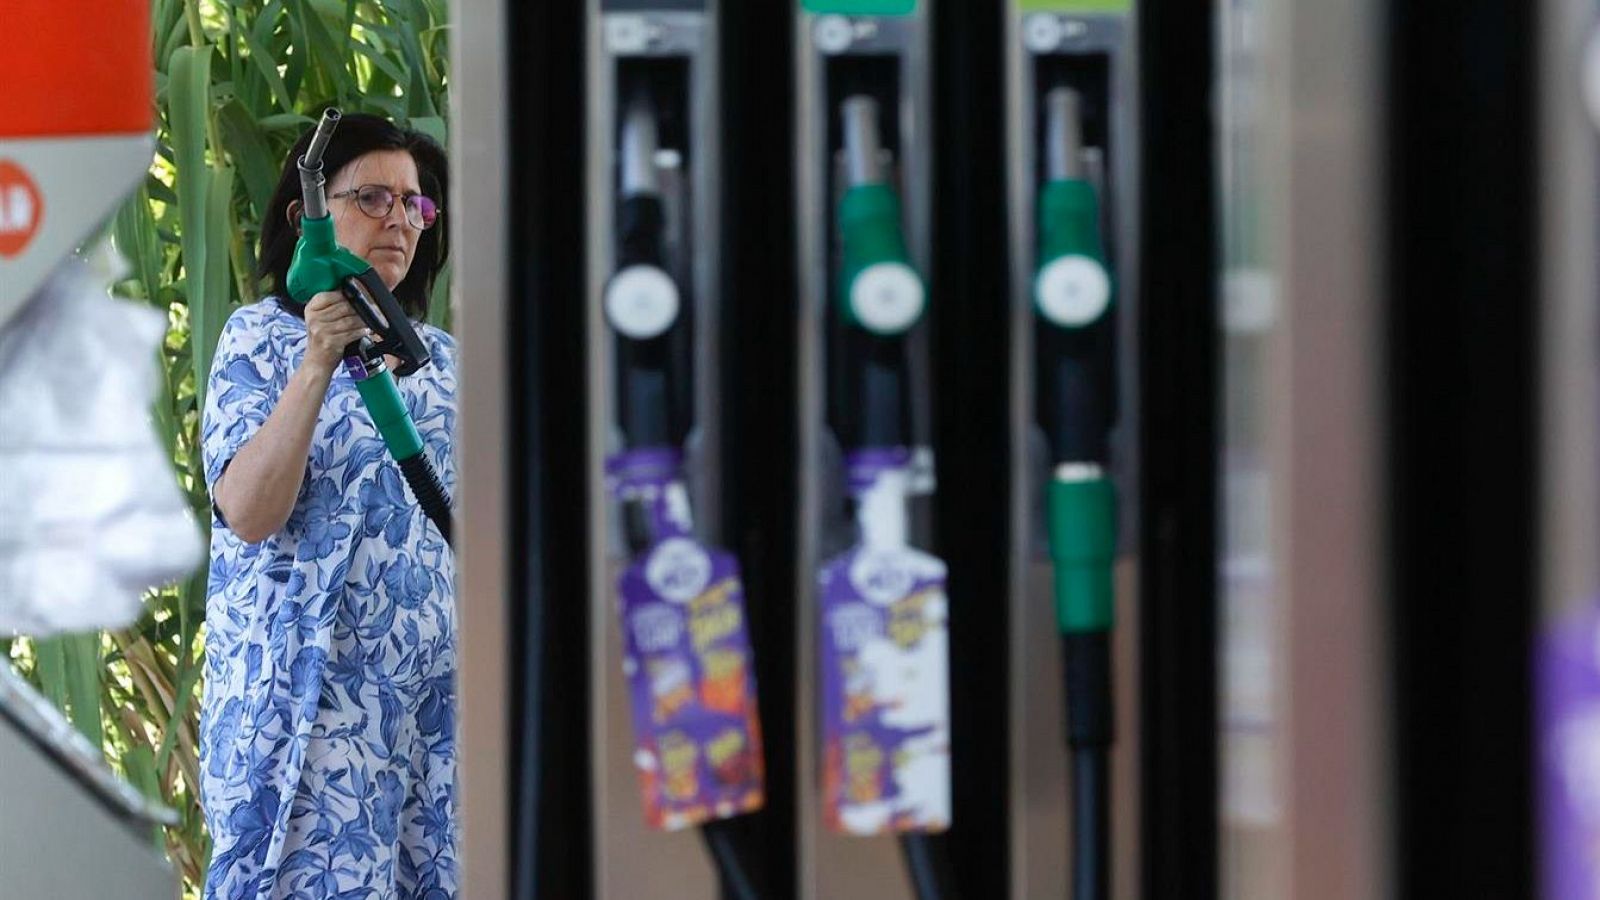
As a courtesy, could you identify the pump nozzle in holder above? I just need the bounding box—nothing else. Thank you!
[837,96,925,338]
[1034,84,1119,900]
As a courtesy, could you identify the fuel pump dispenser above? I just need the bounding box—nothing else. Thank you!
[587,2,771,898]
[0,2,178,896]
[797,3,958,899]
[1005,3,1137,898]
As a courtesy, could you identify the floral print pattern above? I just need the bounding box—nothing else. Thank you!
[198,299,457,899]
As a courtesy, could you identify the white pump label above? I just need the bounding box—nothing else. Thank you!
[1035,254,1112,327]
[849,262,925,335]
[605,264,680,340]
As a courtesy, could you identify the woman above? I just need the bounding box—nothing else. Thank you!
[197,114,457,899]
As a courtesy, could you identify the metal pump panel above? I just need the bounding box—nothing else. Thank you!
[587,3,751,897]
[797,3,952,899]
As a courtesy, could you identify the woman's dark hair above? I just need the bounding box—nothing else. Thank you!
[258,113,449,321]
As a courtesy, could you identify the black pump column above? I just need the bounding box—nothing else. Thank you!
[587,3,771,897]
[1005,2,1139,898]
[796,3,958,899]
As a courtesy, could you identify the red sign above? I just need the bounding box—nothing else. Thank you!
[0,162,43,259]
[0,0,151,139]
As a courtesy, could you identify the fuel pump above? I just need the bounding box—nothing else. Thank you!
[0,2,178,896]
[1005,3,1136,898]
[798,4,958,899]
[0,2,153,325]
[588,3,770,897]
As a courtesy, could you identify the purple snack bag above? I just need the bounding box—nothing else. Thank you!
[1540,597,1600,899]
[608,448,765,830]
[818,447,952,835]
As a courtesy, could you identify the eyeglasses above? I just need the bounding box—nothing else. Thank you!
[329,184,441,230]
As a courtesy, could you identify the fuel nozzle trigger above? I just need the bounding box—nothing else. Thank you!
[339,269,431,376]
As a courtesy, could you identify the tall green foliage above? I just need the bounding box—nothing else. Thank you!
[5,1,450,893]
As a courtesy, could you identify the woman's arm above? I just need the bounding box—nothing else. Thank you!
[213,291,370,542]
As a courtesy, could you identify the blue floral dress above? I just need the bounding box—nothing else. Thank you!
[198,298,458,899]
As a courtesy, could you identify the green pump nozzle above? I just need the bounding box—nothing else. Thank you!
[1038,87,1117,635]
[287,109,373,309]
[287,109,431,378]
[1035,88,1113,330]
[1036,86,1118,900]
[1030,85,1120,624]
[285,107,451,545]
[837,96,925,336]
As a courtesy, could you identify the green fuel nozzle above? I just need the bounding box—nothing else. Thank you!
[1035,88,1113,330]
[287,109,372,307]
[286,108,451,545]
[1034,85,1117,900]
[837,96,925,337]
[286,108,431,381]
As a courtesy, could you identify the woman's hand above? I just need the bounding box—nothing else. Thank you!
[302,290,372,372]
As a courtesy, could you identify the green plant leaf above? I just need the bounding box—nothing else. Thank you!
[294,0,353,106]
[394,2,439,117]
[157,2,191,68]
[152,646,203,778]
[114,185,166,307]
[427,259,451,330]
[216,102,280,218]
[168,44,214,405]
[121,745,164,818]
[197,164,237,378]
[34,637,68,709]
[233,11,297,114]
[63,633,105,753]
[257,112,317,131]
[350,37,409,87]
[409,115,446,145]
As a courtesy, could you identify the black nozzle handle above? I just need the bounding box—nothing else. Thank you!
[299,108,342,219]
[342,270,432,376]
